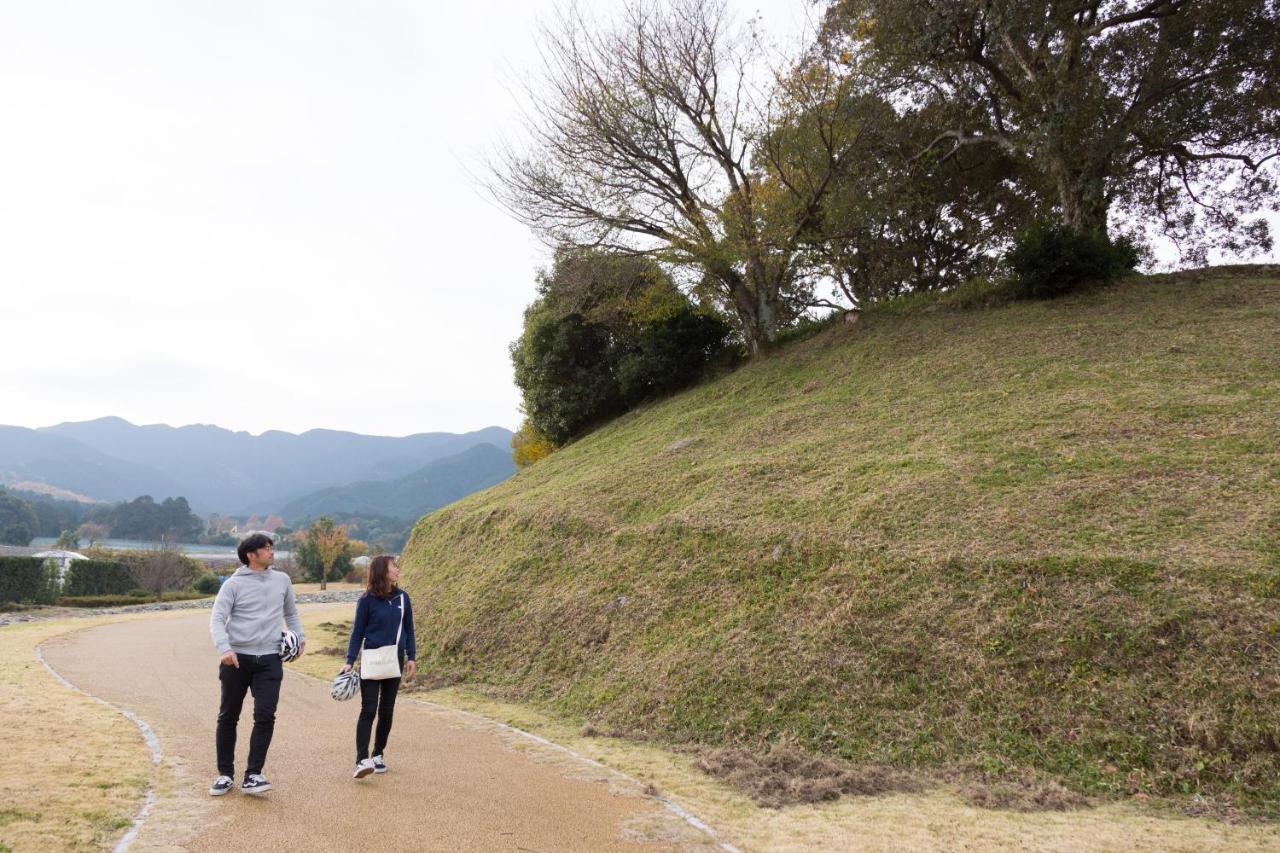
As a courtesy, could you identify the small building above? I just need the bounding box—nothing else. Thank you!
[32,549,89,580]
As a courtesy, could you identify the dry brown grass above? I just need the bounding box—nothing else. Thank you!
[0,618,153,851]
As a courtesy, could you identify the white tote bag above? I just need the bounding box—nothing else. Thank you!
[360,593,404,680]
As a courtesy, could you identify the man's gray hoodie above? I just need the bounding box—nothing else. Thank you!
[210,566,305,656]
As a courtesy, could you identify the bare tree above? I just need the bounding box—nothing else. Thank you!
[135,544,193,600]
[491,0,863,353]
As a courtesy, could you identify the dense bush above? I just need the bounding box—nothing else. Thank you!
[63,559,136,596]
[615,310,733,405]
[1006,222,1139,299]
[514,306,732,445]
[512,248,735,446]
[513,312,624,444]
[193,572,222,595]
[511,421,556,468]
[0,556,59,604]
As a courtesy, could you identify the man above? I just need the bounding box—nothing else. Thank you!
[208,532,305,796]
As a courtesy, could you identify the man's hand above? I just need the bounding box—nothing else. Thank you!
[340,663,352,673]
[404,660,417,681]
[221,650,239,668]
[297,640,306,659]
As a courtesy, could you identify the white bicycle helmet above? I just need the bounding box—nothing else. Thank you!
[279,629,301,662]
[331,668,360,701]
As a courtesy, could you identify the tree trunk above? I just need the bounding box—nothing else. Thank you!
[720,264,784,356]
[1051,158,1110,238]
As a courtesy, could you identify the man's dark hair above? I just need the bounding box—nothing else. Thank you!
[237,532,274,566]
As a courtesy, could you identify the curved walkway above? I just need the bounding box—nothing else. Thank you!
[40,607,718,852]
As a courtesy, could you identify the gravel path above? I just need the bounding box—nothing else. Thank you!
[37,608,712,851]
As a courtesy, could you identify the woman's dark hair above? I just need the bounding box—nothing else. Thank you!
[366,554,398,599]
[237,532,274,566]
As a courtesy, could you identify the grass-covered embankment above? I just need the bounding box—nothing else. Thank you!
[401,268,1280,815]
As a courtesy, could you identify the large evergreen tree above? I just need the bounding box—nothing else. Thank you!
[821,0,1280,260]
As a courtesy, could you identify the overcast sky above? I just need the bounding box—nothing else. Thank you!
[0,0,810,437]
[2,3,1273,439]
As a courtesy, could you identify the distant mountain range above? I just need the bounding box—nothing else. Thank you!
[0,417,514,517]
[279,443,516,523]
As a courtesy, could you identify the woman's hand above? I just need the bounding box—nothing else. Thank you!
[340,663,352,673]
[404,660,416,681]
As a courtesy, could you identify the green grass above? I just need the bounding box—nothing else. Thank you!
[401,266,1280,815]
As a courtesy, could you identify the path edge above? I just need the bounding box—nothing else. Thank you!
[35,631,162,853]
[293,666,743,852]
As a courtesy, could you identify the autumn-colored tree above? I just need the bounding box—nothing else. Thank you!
[511,421,556,468]
[299,517,351,591]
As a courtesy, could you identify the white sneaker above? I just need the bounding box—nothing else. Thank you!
[353,758,375,779]
[209,775,234,796]
[371,754,387,774]
[241,774,272,795]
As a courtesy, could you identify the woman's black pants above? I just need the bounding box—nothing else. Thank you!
[356,674,401,762]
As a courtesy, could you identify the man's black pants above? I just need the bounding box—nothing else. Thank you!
[216,653,283,778]
[356,672,401,762]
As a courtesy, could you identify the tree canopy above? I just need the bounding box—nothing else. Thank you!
[494,0,1279,330]
[820,0,1280,261]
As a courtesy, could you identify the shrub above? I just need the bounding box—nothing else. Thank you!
[0,556,59,604]
[511,421,556,468]
[57,590,211,608]
[1006,222,1139,299]
[514,307,732,445]
[192,573,222,595]
[63,559,137,596]
[513,312,623,444]
[615,309,733,405]
[57,594,149,608]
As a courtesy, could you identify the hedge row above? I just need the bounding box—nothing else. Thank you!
[0,556,58,604]
[63,559,136,596]
[57,590,212,608]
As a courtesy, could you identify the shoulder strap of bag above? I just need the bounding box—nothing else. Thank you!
[393,593,405,646]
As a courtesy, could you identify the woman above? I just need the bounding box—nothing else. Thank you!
[342,554,416,779]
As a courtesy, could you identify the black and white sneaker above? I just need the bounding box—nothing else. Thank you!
[209,775,234,796]
[353,758,375,779]
[371,754,387,774]
[241,774,272,795]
